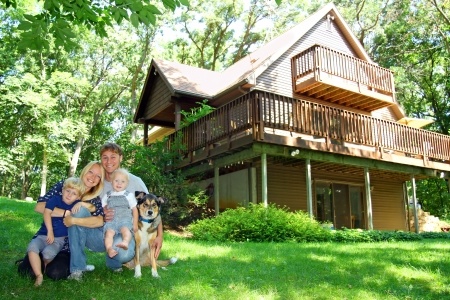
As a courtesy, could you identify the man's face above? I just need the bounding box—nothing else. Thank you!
[101,150,122,176]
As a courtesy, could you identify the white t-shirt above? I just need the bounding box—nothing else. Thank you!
[101,173,149,199]
[100,189,137,208]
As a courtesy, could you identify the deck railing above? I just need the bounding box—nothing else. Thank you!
[291,44,395,94]
[165,91,450,163]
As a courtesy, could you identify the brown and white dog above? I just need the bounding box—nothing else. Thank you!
[123,192,177,278]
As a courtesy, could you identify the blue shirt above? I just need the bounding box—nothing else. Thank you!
[36,194,80,237]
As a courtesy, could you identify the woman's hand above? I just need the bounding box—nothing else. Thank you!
[63,215,74,227]
[71,202,83,214]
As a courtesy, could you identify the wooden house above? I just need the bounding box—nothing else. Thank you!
[134,3,450,232]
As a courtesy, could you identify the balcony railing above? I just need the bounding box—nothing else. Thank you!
[291,45,395,111]
[165,91,450,166]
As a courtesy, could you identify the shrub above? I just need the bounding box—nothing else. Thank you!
[187,203,331,242]
[187,203,450,243]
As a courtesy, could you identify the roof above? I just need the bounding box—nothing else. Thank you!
[150,2,369,98]
[135,2,406,122]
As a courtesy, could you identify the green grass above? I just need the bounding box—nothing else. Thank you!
[1,197,450,300]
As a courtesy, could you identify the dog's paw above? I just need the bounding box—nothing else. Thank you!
[134,265,142,278]
[151,269,160,278]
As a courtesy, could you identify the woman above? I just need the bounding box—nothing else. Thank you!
[17,161,104,280]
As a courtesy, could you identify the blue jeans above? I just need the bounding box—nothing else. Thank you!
[68,207,135,272]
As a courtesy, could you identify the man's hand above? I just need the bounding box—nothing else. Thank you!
[103,206,114,222]
[151,235,163,259]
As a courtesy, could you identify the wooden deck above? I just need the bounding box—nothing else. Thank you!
[164,90,450,172]
[291,45,395,111]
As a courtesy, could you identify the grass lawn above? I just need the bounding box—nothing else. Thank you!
[1,197,449,300]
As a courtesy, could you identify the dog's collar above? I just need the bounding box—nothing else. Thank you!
[139,216,157,223]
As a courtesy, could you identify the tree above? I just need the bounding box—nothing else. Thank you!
[1,0,188,51]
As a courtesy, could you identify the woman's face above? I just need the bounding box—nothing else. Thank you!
[82,164,102,190]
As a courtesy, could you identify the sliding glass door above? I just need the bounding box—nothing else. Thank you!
[315,182,364,229]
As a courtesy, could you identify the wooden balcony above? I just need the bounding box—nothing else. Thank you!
[164,91,450,173]
[291,45,395,112]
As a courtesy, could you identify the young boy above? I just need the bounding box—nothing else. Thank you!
[27,177,85,286]
[101,168,138,258]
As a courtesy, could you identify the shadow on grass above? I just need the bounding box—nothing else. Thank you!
[1,198,450,300]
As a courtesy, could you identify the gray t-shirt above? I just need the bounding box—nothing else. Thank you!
[101,173,149,199]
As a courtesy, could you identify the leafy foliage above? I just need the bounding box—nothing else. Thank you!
[1,0,189,51]
[188,203,450,243]
[179,99,215,128]
[188,203,331,242]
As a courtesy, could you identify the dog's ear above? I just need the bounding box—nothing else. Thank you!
[156,196,165,205]
[135,191,146,202]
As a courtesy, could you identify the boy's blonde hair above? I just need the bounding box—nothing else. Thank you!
[63,177,85,197]
[111,168,129,183]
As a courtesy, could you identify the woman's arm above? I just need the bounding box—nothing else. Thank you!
[35,180,65,216]
[63,214,104,228]
[35,202,65,217]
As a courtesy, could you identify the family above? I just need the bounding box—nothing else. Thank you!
[18,142,163,286]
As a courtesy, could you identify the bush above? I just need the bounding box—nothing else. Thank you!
[187,203,331,242]
[187,203,450,243]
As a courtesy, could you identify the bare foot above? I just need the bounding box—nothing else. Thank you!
[107,247,118,258]
[116,242,128,250]
[34,274,43,287]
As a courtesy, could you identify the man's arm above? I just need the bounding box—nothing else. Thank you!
[152,221,163,259]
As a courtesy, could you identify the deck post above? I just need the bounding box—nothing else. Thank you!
[364,167,373,230]
[306,158,313,219]
[261,152,268,207]
[411,175,419,233]
[249,167,257,205]
[214,166,220,216]
[174,102,181,130]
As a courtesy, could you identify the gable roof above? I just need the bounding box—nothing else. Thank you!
[135,2,406,123]
[149,2,370,99]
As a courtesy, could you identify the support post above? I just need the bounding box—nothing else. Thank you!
[261,153,268,207]
[305,158,313,219]
[364,167,373,230]
[411,175,419,233]
[214,166,219,216]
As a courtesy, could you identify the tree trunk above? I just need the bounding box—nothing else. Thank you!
[21,168,29,200]
[40,145,48,196]
[69,137,85,177]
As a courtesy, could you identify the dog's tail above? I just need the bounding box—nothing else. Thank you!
[157,257,177,267]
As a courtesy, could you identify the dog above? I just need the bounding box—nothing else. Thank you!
[123,192,177,278]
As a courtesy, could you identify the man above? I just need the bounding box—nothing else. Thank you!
[65,143,163,280]
[100,143,163,258]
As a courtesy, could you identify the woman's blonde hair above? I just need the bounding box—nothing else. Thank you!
[79,161,105,201]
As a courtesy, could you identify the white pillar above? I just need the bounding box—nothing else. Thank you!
[261,153,268,207]
[364,167,373,230]
[305,158,313,219]
[411,175,419,233]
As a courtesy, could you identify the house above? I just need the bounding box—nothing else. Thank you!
[134,3,450,232]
